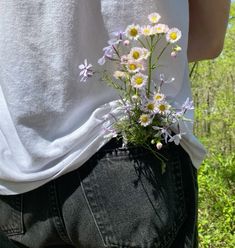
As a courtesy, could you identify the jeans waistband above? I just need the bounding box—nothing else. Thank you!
[96,137,181,161]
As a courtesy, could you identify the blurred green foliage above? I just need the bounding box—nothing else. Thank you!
[190,3,235,247]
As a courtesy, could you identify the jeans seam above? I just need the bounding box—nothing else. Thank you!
[19,195,24,235]
[174,156,187,219]
[78,171,108,247]
[190,163,199,248]
[162,157,187,248]
[49,181,73,245]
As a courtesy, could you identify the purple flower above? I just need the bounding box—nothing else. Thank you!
[181,97,194,111]
[78,59,93,82]
[115,30,125,39]
[98,45,114,65]
[103,126,118,139]
[157,73,175,89]
[98,32,124,65]
[168,132,185,145]
[152,126,172,144]
[176,97,194,116]
[97,56,106,66]
[111,30,125,44]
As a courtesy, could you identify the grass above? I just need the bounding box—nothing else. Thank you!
[198,152,235,247]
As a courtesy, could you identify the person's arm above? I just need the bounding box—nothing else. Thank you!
[188,0,231,62]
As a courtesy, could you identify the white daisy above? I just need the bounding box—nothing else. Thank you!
[126,61,144,73]
[141,25,153,36]
[129,47,145,61]
[155,101,171,115]
[152,24,169,34]
[113,71,128,79]
[153,92,165,102]
[148,13,161,24]
[139,114,152,127]
[131,73,148,88]
[128,47,150,61]
[166,28,182,43]
[145,101,156,113]
[125,24,141,40]
[142,48,151,59]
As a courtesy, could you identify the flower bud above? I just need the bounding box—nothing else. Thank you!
[171,51,177,58]
[123,40,130,46]
[121,55,129,64]
[175,45,182,52]
[131,94,139,102]
[151,139,155,144]
[156,142,163,150]
[113,71,127,79]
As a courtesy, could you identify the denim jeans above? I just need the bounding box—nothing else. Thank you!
[0,139,198,248]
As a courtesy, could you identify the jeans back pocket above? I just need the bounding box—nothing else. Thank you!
[0,194,24,236]
[79,145,186,248]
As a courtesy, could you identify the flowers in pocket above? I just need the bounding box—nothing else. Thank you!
[79,12,193,163]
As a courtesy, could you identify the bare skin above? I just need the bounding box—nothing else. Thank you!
[188,0,231,62]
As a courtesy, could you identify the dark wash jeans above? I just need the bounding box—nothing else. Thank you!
[0,139,198,248]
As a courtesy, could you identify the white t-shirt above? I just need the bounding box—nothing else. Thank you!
[0,0,206,195]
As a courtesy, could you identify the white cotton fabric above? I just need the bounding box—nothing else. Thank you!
[0,0,206,195]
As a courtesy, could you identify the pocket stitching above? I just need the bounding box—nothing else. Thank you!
[0,195,24,236]
[81,153,186,248]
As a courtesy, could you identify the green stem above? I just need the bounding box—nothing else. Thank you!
[112,45,121,59]
[138,38,147,49]
[158,43,170,61]
[144,143,168,164]
[147,37,154,97]
[145,37,151,49]
[128,81,133,101]
[152,35,161,49]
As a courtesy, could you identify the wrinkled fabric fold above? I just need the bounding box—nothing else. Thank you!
[0,0,206,195]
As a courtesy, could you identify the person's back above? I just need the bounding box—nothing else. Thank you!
[0,0,119,193]
[0,0,230,247]
[0,0,206,195]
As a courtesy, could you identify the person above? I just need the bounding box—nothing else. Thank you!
[0,0,230,247]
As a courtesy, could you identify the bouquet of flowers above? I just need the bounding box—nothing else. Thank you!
[79,12,193,163]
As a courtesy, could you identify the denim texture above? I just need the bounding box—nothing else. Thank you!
[0,139,198,248]
[0,231,19,248]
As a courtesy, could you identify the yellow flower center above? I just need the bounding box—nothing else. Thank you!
[159,104,166,112]
[151,17,157,22]
[140,115,148,123]
[130,28,138,37]
[135,77,143,85]
[170,32,178,40]
[132,51,140,59]
[128,64,137,71]
[155,95,162,100]
[143,29,151,35]
[147,103,154,110]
